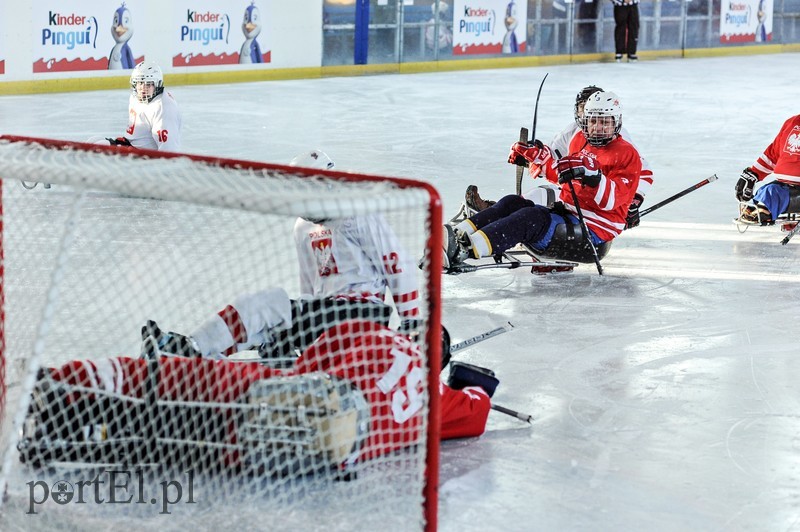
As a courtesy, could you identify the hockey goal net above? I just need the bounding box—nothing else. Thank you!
[0,135,443,531]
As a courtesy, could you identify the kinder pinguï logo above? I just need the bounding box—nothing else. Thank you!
[34,10,103,72]
[459,6,496,37]
[41,11,98,51]
[180,9,231,45]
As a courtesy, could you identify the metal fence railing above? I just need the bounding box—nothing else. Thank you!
[322,0,800,66]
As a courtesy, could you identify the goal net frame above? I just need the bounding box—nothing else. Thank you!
[0,134,444,531]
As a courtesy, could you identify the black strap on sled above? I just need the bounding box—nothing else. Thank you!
[541,222,613,263]
[787,185,800,213]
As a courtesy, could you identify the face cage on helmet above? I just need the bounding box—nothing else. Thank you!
[579,114,621,147]
[131,79,164,104]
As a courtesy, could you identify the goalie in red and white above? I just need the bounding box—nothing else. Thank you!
[21,316,497,473]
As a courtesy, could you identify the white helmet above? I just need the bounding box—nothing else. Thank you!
[289,150,335,170]
[130,61,164,103]
[580,91,622,147]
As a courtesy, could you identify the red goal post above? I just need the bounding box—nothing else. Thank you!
[0,135,443,531]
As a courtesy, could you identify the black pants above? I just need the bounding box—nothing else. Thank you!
[614,4,639,57]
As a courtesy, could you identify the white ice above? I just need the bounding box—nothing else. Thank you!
[2,53,800,531]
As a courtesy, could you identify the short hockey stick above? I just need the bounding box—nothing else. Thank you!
[447,324,533,423]
[515,73,549,195]
[491,404,533,424]
[450,321,514,355]
[514,127,529,196]
[781,221,800,245]
[639,174,718,218]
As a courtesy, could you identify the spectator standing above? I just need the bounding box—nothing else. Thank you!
[612,0,640,62]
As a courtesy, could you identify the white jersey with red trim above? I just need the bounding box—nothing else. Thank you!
[125,91,182,151]
[294,215,420,319]
[543,132,641,241]
[47,321,490,467]
[749,114,800,185]
[546,122,653,197]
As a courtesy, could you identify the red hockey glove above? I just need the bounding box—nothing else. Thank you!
[735,167,758,202]
[626,193,644,229]
[106,136,133,147]
[556,154,602,187]
[508,140,552,168]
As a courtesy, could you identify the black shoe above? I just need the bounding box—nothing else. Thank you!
[465,185,495,213]
[615,54,623,63]
[628,55,638,62]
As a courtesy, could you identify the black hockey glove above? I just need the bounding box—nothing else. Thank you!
[556,155,601,187]
[441,326,451,370]
[626,193,644,229]
[447,361,499,398]
[106,136,133,147]
[735,167,758,201]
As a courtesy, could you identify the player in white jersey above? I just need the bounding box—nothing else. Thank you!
[467,85,654,229]
[146,150,422,361]
[107,61,182,152]
[294,215,419,320]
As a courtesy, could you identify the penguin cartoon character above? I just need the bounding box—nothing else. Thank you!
[239,2,263,64]
[502,0,519,54]
[108,3,135,70]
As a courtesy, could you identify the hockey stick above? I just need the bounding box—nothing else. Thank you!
[566,180,603,275]
[447,324,533,423]
[450,321,514,355]
[491,404,533,424]
[554,148,603,275]
[514,127,529,196]
[639,174,718,218]
[514,73,549,195]
[781,221,800,245]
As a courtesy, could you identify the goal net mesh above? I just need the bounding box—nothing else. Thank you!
[0,136,442,531]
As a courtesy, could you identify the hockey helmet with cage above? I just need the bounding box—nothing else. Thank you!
[240,372,369,472]
[579,91,622,147]
[574,85,603,125]
[289,149,335,170]
[130,61,164,104]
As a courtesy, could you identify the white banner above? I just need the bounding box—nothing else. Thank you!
[452,0,527,55]
[720,0,773,43]
[172,0,271,67]
[33,0,145,73]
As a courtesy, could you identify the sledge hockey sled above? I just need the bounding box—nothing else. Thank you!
[733,201,799,233]
[18,362,366,479]
[445,243,578,276]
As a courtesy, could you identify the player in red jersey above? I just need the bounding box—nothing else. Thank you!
[735,114,800,225]
[444,91,641,267]
[20,320,496,472]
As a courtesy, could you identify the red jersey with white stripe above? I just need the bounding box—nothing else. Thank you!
[543,133,641,241]
[48,321,489,466]
[294,215,420,319]
[749,114,800,185]
[548,122,653,197]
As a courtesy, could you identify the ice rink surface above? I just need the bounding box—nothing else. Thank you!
[3,53,800,530]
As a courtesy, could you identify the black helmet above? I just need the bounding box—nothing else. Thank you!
[574,85,603,125]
